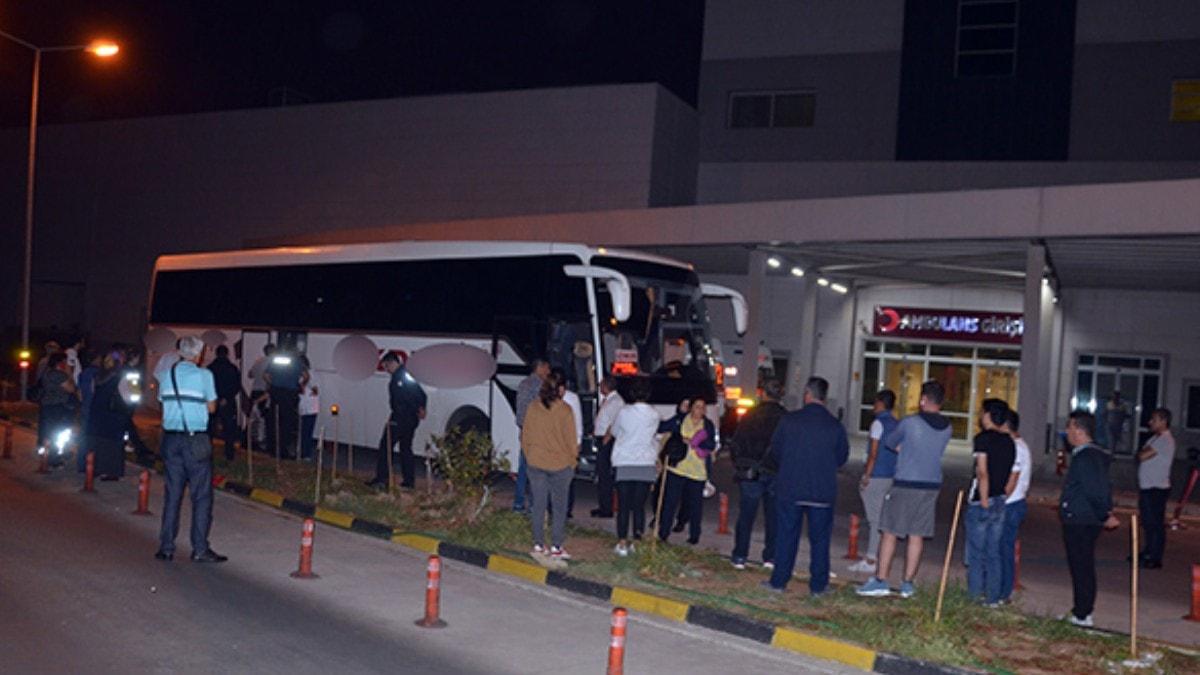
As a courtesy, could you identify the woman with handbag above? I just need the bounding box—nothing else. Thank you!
[608,378,658,556]
[656,397,716,544]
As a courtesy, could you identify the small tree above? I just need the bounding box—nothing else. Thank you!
[428,428,509,521]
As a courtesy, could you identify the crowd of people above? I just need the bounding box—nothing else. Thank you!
[513,363,1181,627]
[31,334,1182,624]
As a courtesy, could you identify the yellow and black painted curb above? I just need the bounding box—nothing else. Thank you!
[214,477,972,674]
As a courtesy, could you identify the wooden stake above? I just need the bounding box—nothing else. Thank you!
[1131,513,1139,659]
[935,489,965,623]
[246,412,254,486]
[387,422,395,494]
[332,415,339,481]
[347,414,354,479]
[274,406,281,475]
[314,426,325,505]
[651,461,670,549]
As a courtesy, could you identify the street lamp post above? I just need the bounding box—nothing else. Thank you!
[0,30,118,400]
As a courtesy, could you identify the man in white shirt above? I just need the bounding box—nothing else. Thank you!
[590,376,624,518]
[1137,408,1175,568]
[999,411,1032,602]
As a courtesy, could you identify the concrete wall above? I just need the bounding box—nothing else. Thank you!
[697,161,1200,202]
[0,84,696,344]
[698,53,902,162]
[1055,288,1200,456]
[1069,39,1200,160]
[702,0,905,60]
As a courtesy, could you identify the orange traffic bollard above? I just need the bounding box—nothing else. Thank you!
[1184,564,1200,622]
[1013,539,1025,591]
[717,493,730,534]
[132,470,152,515]
[82,452,95,492]
[290,518,319,579]
[2,423,12,459]
[607,607,628,675]
[415,555,447,628]
[843,514,862,560]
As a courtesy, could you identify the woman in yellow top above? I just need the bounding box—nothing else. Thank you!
[521,371,579,560]
[656,398,717,544]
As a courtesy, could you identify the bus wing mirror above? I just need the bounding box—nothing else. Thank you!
[562,265,631,322]
[700,283,748,335]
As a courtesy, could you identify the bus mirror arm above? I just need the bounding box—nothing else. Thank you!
[700,283,748,335]
[562,265,631,322]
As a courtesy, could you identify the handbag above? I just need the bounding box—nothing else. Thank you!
[661,430,688,466]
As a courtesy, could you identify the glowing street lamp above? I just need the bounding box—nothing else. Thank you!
[0,29,119,400]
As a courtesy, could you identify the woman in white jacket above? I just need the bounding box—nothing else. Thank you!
[608,377,661,556]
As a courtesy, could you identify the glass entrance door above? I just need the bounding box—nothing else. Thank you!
[884,360,923,418]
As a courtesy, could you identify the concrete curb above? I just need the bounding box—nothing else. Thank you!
[211,475,979,674]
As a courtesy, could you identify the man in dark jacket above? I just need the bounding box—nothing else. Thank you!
[208,345,242,461]
[1060,410,1119,627]
[370,352,427,489]
[730,377,786,570]
[764,377,849,594]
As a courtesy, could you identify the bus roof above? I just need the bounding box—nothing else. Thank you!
[153,241,693,272]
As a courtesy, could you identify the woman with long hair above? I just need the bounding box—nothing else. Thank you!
[521,371,579,560]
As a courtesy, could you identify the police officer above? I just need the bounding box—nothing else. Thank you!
[155,336,226,563]
[264,347,303,459]
[369,352,426,489]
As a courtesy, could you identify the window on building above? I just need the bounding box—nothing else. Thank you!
[955,0,1019,78]
[1183,382,1200,431]
[727,91,815,129]
[1071,353,1164,455]
[1170,80,1200,122]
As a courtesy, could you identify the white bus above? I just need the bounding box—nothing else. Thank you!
[146,241,747,474]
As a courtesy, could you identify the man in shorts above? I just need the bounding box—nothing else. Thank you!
[857,380,952,599]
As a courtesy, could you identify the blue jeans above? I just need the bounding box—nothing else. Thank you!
[999,499,1026,600]
[513,451,529,511]
[770,502,833,593]
[731,475,776,564]
[966,500,1007,604]
[159,432,214,556]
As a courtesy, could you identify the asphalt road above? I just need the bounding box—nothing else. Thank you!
[0,433,855,674]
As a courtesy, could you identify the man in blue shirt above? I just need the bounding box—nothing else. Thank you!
[763,377,849,595]
[155,336,225,563]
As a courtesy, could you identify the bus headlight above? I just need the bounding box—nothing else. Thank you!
[54,429,72,453]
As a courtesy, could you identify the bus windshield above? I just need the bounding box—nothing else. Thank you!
[595,269,717,403]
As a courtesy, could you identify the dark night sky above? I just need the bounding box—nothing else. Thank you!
[0,0,705,127]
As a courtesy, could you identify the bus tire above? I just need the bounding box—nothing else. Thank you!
[446,406,489,435]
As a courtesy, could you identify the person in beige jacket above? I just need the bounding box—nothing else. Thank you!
[521,371,579,560]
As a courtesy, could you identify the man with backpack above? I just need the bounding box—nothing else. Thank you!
[729,378,786,570]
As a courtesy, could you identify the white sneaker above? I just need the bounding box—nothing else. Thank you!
[847,559,877,574]
[549,546,571,560]
[1066,613,1094,627]
[531,544,546,556]
[614,543,629,557]
[762,561,775,571]
[731,560,746,570]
